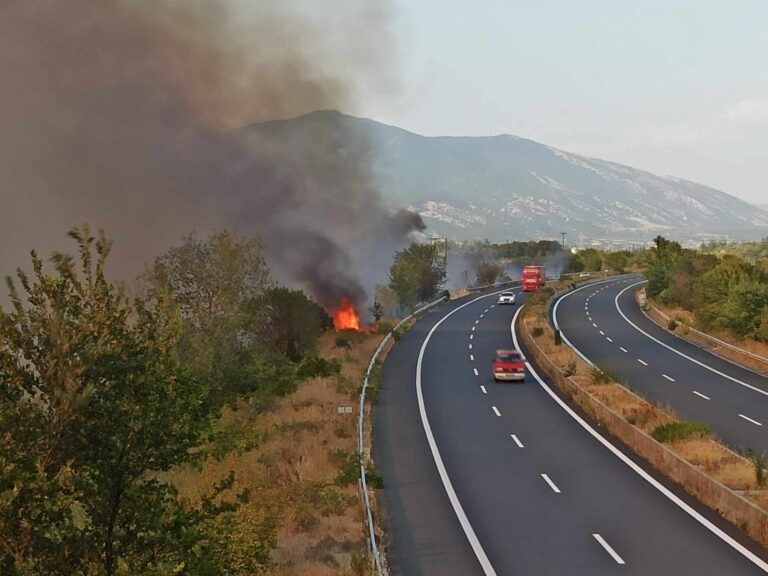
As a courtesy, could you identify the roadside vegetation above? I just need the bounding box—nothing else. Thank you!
[644,235,768,342]
[0,227,383,575]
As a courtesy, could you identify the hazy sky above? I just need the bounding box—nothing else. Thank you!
[354,0,767,205]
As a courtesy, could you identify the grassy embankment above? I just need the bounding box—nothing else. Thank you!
[521,285,768,525]
[644,298,768,376]
[164,329,393,576]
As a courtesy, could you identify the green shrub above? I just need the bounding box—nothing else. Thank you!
[590,367,614,385]
[297,355,342,379]
[651,420,711,443]
[748,450,767,486]
[377,321,395,334]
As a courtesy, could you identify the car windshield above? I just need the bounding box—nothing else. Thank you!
[496,351,520,362]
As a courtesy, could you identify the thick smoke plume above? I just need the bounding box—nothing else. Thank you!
[0,0,422,312]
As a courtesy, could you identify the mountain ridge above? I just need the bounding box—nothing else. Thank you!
[240,110,768,244]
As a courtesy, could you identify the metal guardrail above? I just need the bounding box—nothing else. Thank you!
[357,295,448,575]
[643,296,768,366]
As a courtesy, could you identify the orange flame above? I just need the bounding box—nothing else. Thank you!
[333,298,362,331]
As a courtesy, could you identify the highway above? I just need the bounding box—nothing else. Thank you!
[553,276,768,453]
[374,286,768,575]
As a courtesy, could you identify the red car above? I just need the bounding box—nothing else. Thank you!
[493,349,526,382]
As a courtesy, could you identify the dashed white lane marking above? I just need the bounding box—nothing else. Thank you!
[692,390,710,400]
[599,330,605,336]
[473,368,479,376]
[620,347,628,353]
[418,291,505,575]
[606,337,614,343]
[480,385,487,394]
[492,406,501,417]
[593,534,626,565]
[517,303,768,573]
[637,359,648,366]
[470,354,474,361]
[739,414,763,427]
[662,374,675,382]
[541,474,561,493]
[510,434,524,448]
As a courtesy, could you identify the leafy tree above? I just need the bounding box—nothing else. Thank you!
[603,251,629,273]
[389,244,446,309]
[145,232,273,402]
[0,228,223,574]
[256,287,331,362]
[474,261,503,286]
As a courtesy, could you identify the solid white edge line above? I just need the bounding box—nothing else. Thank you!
[481,385,487,394]
[614,281,768,399]
[541,473,561,493]
[663,374,675,382]
[739,414,763,427]
[511,434,524,448]
[492,406,501,417]
[693,390,711,400]
[417,288,517,576]
[512,305,768,573]
[593,534,625,565]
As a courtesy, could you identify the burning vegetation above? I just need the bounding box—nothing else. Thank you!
[332,297,363,332]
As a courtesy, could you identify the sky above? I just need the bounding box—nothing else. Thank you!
[352,0,768,205]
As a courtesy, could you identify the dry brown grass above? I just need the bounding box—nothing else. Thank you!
[165,330,387,575]
[646,299,768,376]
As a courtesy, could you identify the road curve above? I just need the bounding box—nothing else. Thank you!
[375,288,768,575]
[553,276,768,453]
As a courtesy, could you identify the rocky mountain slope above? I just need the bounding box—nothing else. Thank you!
[240,111,768,244]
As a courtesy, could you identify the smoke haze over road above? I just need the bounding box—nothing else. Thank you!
[0,0,421,311]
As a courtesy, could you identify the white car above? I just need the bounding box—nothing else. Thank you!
[498,291,516,305]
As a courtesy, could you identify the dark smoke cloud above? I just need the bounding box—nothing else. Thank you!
[0,0,421,312]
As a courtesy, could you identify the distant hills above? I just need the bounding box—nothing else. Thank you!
[240,111,768,245]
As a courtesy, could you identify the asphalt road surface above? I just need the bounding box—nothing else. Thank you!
[554,275,768,453]
[374,286,768,575]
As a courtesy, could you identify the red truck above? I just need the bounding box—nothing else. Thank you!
[522,265,545,292]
